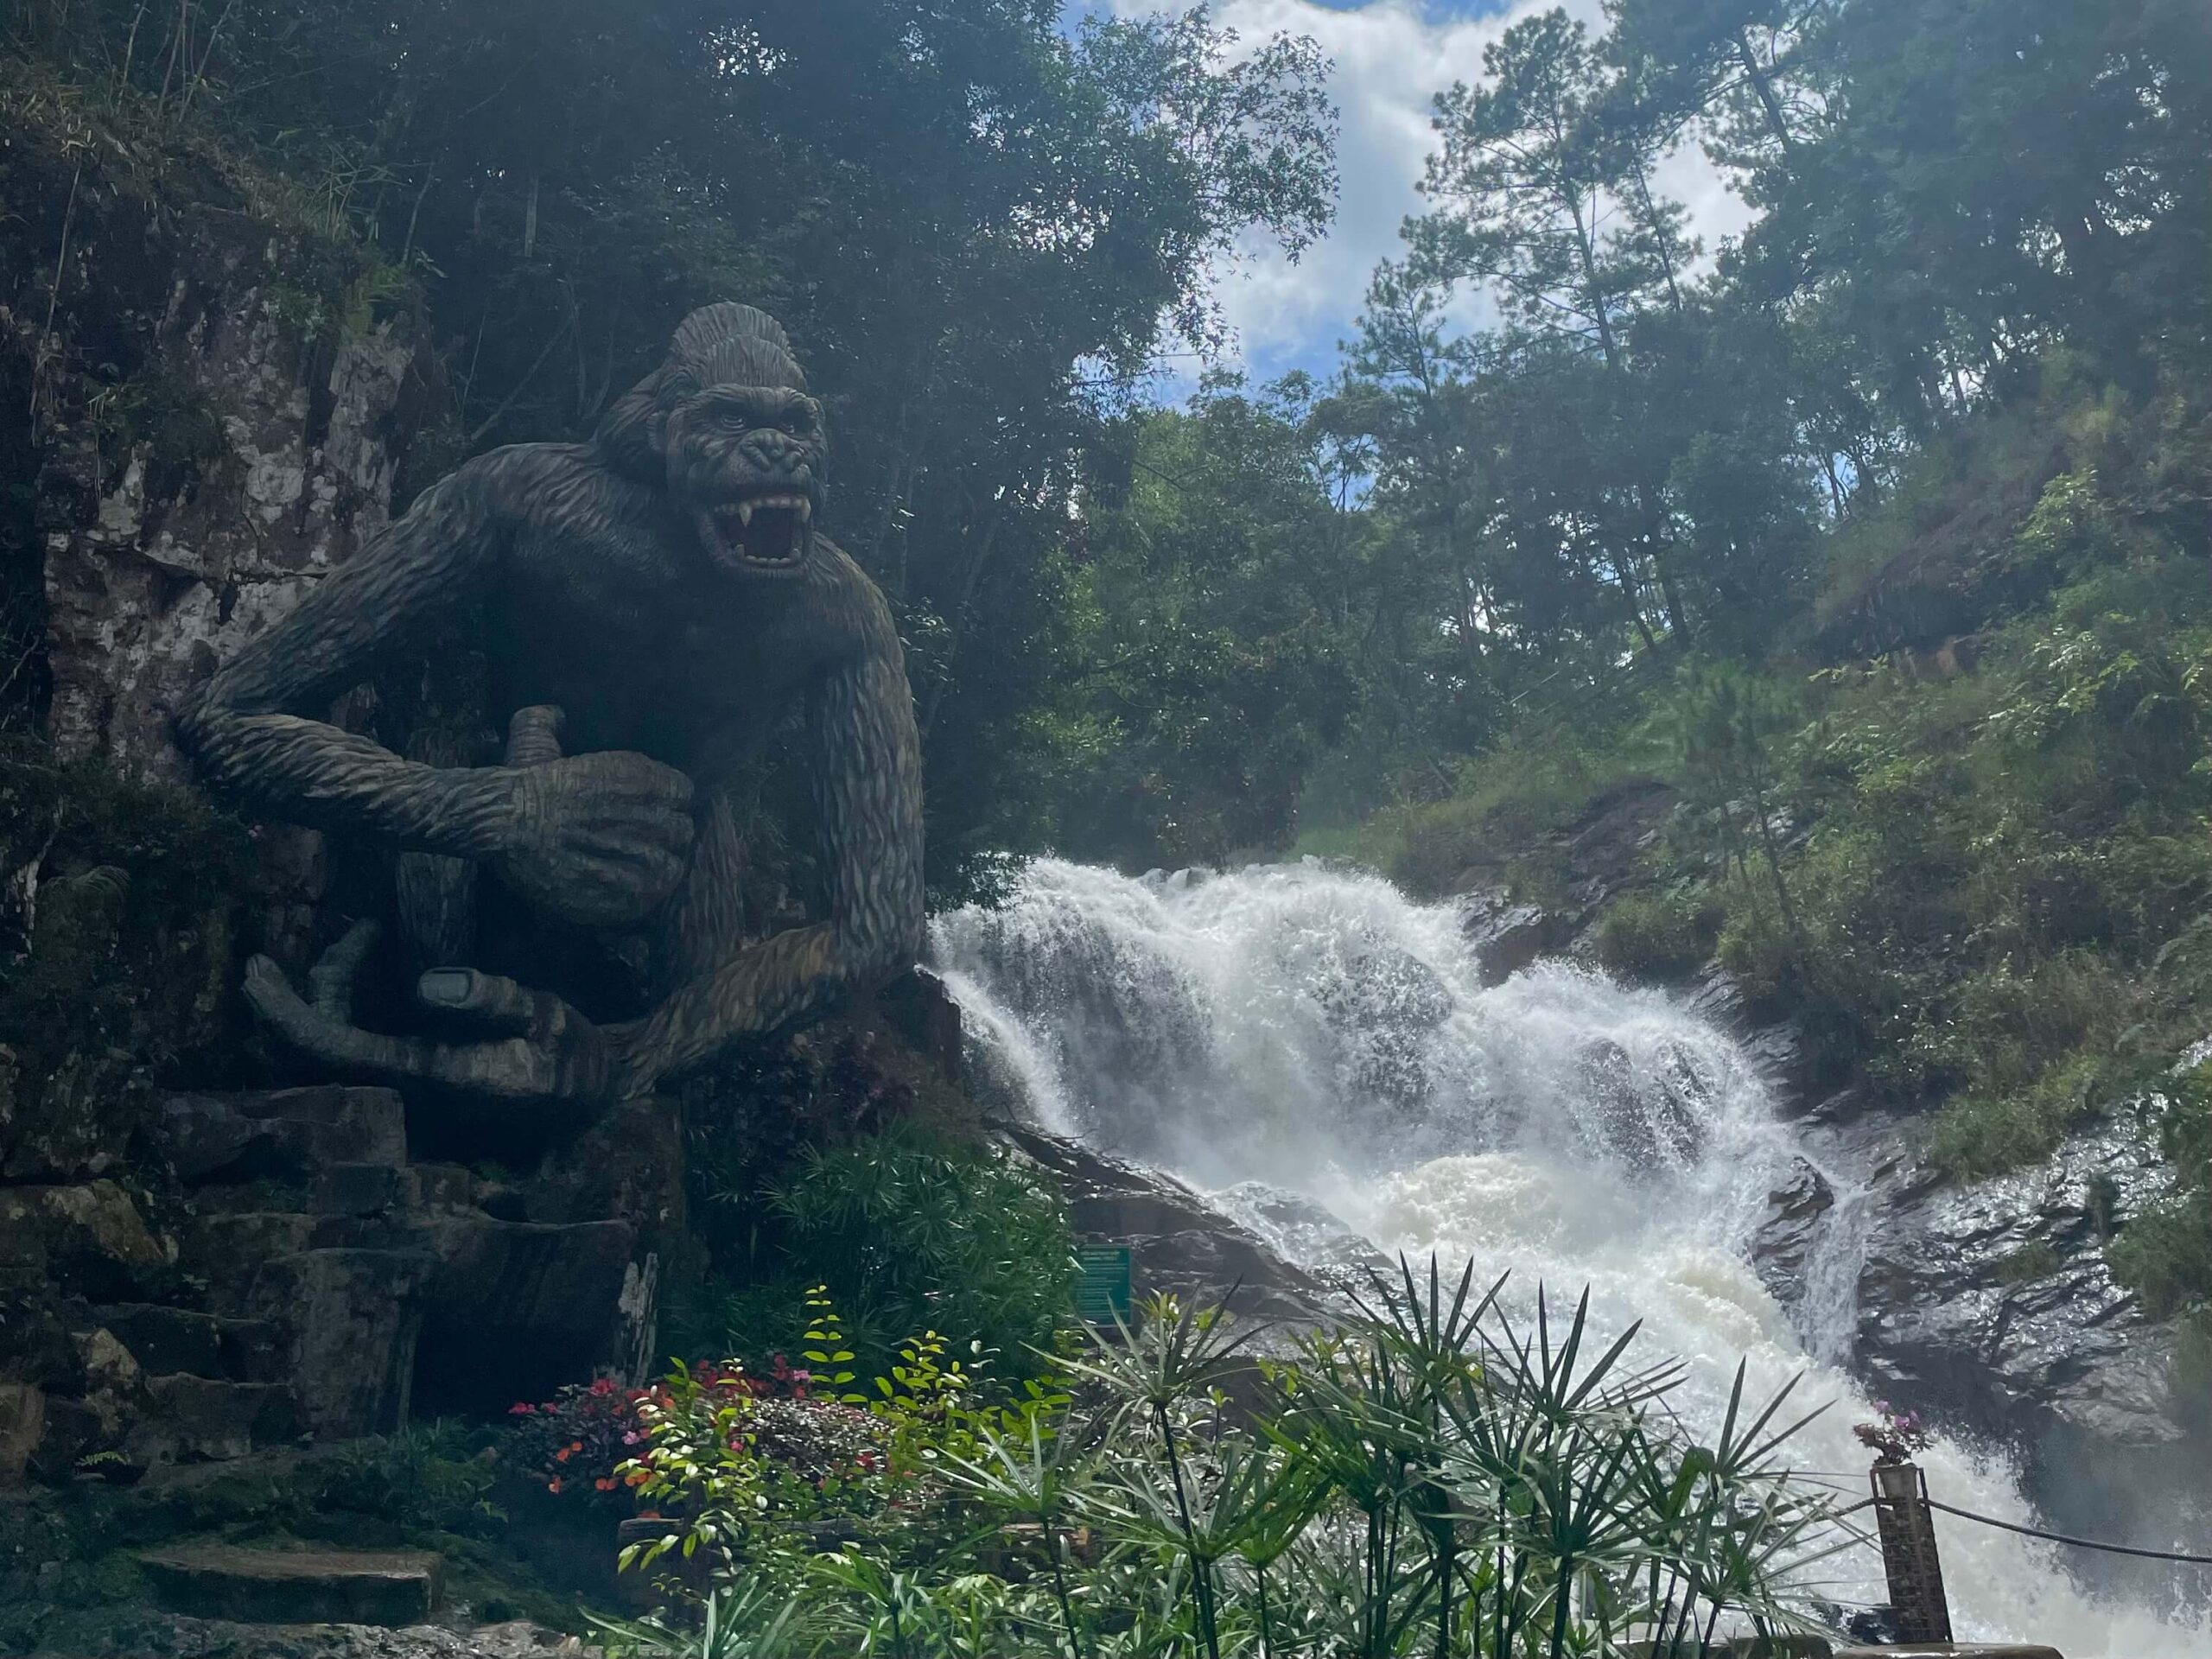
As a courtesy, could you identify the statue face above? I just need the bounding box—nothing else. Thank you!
[664,385,829,579]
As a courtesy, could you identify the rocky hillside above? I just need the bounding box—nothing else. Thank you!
[1446,751,2212,1589]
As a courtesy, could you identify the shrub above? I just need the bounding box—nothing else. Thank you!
[1593,888,1720,980]
[312,1421,502,1536]
[2107,1065,2212,1320]
[1925,1052,2107,1179]
[702,1125,1077,1382]
[506,1376,653,1506]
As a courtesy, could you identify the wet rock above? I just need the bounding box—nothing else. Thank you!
[872,965,965,1078]
[1210,1182,1392,1281]
[998,1124,1343,1328]
[1315,937,1454,1109]
[1460,890,1573,987]
[140,1546,442,1627]
[1853,1113,2177,1449]
[1750,1156,1836,1303]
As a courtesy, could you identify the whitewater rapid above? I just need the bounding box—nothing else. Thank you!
[931,856,2207,1656]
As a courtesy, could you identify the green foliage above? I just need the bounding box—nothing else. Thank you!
[1338,731,1651,899]
[310,1421,504,1537]
[2107,1066,2212,1322]
[1034,374,1388,868]
[1594,888,1721,980]
[615,1290,1068,1592]
[599,1268,1850,1659]
[697,1126,1077,1385]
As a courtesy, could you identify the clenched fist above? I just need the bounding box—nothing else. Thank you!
[489,749,696,929]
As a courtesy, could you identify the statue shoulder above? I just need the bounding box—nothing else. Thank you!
[452,441,639,525]
[808,537,902,657]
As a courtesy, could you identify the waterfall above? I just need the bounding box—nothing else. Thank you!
[932,855,2207,1656]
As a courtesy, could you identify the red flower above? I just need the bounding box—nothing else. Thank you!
[508,1402,537,1415]
[594,1478,616,1492]
[547,1477,565,1495]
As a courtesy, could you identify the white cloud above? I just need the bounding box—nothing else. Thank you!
[1099,0,1756,381]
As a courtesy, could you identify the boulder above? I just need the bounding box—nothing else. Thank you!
[1750,1155,1837,1305]
[1000,1124,1344,1329]
[1853,1114,2179,1448]
[134,1376,300,1464]
[0,1181,169,1300]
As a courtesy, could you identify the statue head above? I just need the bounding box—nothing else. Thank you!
[598,302,829,580]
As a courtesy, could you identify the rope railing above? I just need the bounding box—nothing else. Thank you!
[1840,1458,2212,1642]
[1923,1497,2212,1567]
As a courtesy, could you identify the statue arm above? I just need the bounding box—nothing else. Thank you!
[615,631,925,1078]
[175,465,517,856]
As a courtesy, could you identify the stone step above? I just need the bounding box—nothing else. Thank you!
[92,1304,284,1381]
[139,1544,442,1625]
[158,1087,408,1186]
[183,1161,412,1220]
[135,1376,300,1462]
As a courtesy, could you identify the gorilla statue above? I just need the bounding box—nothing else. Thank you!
[178,303,925,1109]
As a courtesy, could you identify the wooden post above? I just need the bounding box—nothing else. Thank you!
[1870,1460,1954,1642]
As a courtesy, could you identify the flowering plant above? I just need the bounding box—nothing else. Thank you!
[505,1333,827,1505]
[613,1286,1066,1584]
[505,1375,648,1503]
[1853,1399,1936,1465]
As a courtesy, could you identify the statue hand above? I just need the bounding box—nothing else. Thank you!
[491,751,696,929]
[244,924,642,1106]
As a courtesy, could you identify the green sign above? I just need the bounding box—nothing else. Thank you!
[1075,1244,1133,1325]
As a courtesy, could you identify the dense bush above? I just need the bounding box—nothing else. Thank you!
[688,1126,1077,1384]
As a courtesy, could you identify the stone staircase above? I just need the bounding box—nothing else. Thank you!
[3,1084,671,1479]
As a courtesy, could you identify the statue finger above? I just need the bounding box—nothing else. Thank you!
[505,705,567,767]
[308,919,381,1022]
[416,966,555,1039]
[591,753,695,809]
[245,953,427,1077]
[571,827,691,870]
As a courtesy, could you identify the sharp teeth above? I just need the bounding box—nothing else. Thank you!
[736,502,754,527]
[796,499,812,521]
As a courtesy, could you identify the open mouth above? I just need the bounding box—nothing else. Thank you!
[703,492,813,572]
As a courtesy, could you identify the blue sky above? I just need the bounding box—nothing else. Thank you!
[1068,0,1751,398]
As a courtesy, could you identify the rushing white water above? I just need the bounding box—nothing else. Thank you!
[932,856,2209,1656]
